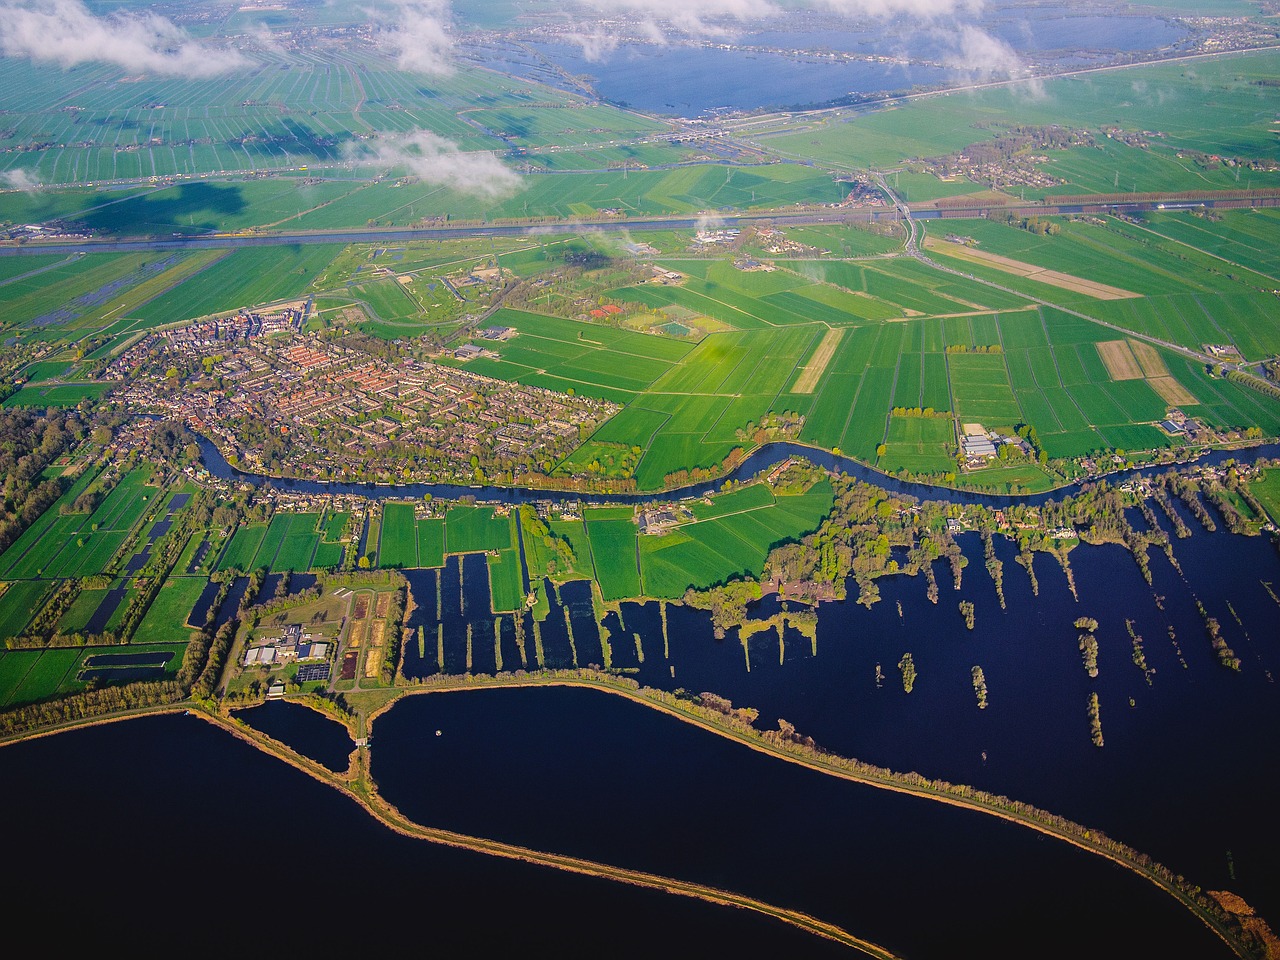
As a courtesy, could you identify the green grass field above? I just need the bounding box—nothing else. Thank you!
[584,512,641,602]
[0,581,51,641]
[445,506,514,555]
[132,246,342,326]
[1249,469,1280,525]
[217,523,267,573]
[131,576,208,644]
[379,503,419,568]
[880,416,956,475]
[488,549,525,613]
[3,382,111,408]
[639,480,834,599]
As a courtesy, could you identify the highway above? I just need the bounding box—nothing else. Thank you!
[4,191,1280,256]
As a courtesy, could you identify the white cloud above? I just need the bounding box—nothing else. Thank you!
[941,24,1040,93]
[566,27,621,63]
[247,22,284,54]
[0,168,40,192]
[378,0,454,75]
[0,0,248,77]
[345,131,522,200]
[581,0,779,40]
[815,0,983,18]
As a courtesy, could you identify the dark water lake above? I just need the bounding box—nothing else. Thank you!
[10,455,1279,952]
[370,686,1233,960]
[524,42,948,115]
[234,698,354,774]
[469,9,1189,116]
[394,504,1280,932]
[0,714,853,957]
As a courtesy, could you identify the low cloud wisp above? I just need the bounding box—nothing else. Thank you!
[0,0,248,76]
[345,131,522,201]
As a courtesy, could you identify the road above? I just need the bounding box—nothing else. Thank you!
[6,190,1280,257]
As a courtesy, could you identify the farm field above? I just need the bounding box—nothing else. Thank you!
[1249,469,1280,525]
[3,382,111,408]
[0,647,84,709]
[130,576,208,645]
[639,480,835,599]
[0,465,156,581]
[0,641,188,709]
[759,49,1280,179]
[879,416,956,475]
[379,503,420,569]
[444,506,515,556]
[488,549,525,614]
[584,511,642,602]
[464,307,691,403]
[923,217,1280,360]
[132,246,342,326]
[0,582,50,641]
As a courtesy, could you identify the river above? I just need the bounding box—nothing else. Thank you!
[195,432,1280,509]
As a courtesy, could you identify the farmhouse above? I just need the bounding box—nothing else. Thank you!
[243,623,330,667]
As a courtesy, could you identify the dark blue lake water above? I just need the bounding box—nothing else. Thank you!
[234,698,354,774]
[470,9,1189,116]
[370,686,1234,960]
[524,42,948,115]
[394,511,1280,931]
[0,714,853,957]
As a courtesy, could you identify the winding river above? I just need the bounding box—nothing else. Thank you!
[197,433,1280,508]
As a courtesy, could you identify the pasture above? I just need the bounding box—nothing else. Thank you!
[444,506,515,556]
[879,416,956,475]
[584,512,642,602]
[378,503,420,568]
[133,245,342,326]
[639,480,834,599]
[131,576,208,645]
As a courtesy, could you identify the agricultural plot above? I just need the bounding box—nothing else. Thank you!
[1249,470,1280,526]
[879,416,957,475]
[379,503,419,569]
[760,50,1280,177]
[217,524,268,573]
[417,519,446,568]
[3,383,110,408]
[0,465,155,581]
[444,506,514,555]
[131,576,208,645]
[0,252,145,335]
[947,353,1024,428]
[921,237,1139,300]
[270,514,323,573]
[1136,209,1280,282]
[56,587,110,635]
[466,307,690,402]
[465,105,667,149]
[926,218,1280,360]
[639,480,834,599]
[0,647,83,709]
[487,549,525,614]
[584,512,642,602]
[0,581,50,641]
[583,326,820,488]
[546,520,596,582]
[132,246,342,326]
